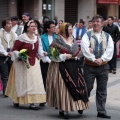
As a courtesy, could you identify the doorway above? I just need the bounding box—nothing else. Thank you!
[42,0,55,20]
[65,0,78,25]
[97,4,108,20]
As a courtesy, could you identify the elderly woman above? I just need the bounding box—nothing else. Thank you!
[46,23,89,119]
[5,20,46,110]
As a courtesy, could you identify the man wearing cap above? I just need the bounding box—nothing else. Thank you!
[22,12,32,24]
[11,16,22,36]
[20,12,32,33]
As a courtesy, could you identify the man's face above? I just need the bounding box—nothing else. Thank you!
[88,22,93,28]
[118,19,120,25]
[108,18,113,25]
[92,18,103,32]
[103,20,108,26]
[11,20,17,26]
[79,23,84,29]
[4,20,12,31]
[114,16,117,22]
[47,24,56,34]
[22,15,29,23]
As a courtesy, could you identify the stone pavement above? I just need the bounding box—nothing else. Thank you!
[90,60,120,110]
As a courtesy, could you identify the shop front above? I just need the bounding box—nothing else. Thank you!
[96,0,119,19]
[96,0,120,59]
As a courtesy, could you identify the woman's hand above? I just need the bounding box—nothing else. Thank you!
[66,54,72,59]
[44,52,48,56]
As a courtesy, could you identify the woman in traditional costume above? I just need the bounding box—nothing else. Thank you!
[5,20,46,110]
[46,23,89,119]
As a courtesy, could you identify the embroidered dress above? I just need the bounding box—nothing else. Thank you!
[46,36,89,111]
[5,33,46,104]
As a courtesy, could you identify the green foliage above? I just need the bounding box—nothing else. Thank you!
[49,46,60,59]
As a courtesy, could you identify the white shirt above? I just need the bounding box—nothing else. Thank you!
[81,31,114,62]
[73,28,77,38]
[48,35,53,45]
[79,29,82,36]
[12,24,18,33]
[38,37,51,63]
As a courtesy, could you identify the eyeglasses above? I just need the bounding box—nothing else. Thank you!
[29,26,37,28]
[50,26,55,28]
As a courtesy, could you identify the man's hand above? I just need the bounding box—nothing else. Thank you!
[94,58,103,66]
[8,52,12,57]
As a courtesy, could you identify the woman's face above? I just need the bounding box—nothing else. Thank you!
[27,22,37,34]
[68,25,73,35]
[59,21,63,27]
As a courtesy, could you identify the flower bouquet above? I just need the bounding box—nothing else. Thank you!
[49,46,76,61]
[19,49,30,69]
[49,46,60,60]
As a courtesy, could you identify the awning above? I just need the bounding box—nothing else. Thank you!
[97,0,119,5]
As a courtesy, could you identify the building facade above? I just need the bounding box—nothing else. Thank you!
[0,0,120,27]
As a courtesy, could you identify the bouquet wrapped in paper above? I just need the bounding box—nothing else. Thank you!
[19,49,30,69]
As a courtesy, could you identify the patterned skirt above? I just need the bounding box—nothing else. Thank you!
[46,62,89,111]
[5,59,46,104]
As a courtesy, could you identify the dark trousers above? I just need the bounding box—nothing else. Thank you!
[108,43,117,70]
[40,60,49,90]
[83,63,109,114]
[79,56,84,67]
[0,57,13,95]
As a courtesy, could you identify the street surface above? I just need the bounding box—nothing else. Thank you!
[0,61,120,120]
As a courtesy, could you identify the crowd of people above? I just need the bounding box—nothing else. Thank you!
[0,12,120,119]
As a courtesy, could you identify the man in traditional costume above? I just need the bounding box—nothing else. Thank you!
[81,15,114,119]
[0,17,17,97]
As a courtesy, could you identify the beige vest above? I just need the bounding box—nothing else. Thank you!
[0,30,16,52]
[89,30,108,58]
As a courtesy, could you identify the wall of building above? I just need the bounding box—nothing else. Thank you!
[107,5,118,17]
[8,0,17,17]
[78,0,96,27]
[22,0,35,18]
[34,0,42,20]
[37,0,43,20]
[55,0,65,22]
[7,0,119,25]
